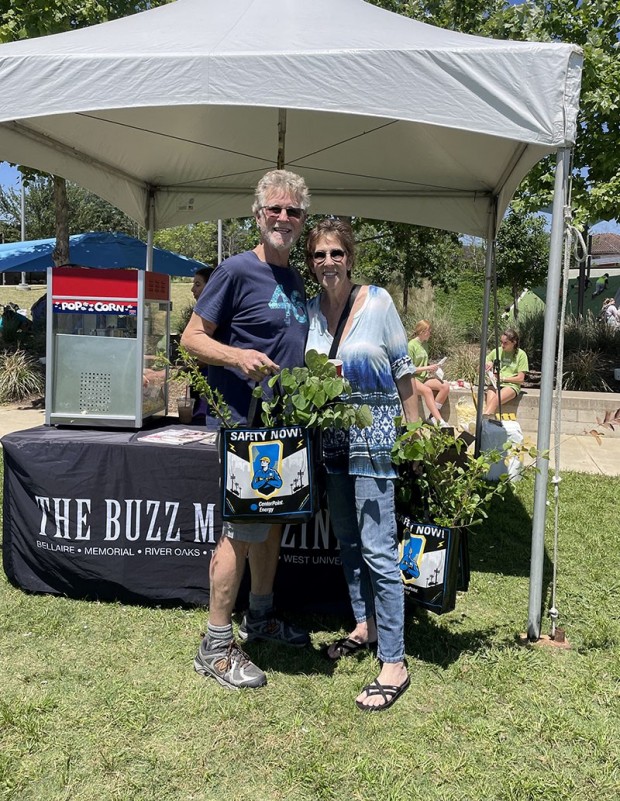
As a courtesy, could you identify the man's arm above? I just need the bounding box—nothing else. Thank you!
[180,312,279,382]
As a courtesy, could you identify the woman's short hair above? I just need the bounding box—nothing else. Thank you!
[252,170,311,215]
[414,320,431,338]
[305,218,356,275]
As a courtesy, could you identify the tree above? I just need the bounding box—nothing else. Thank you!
[353,220,464,311]
[154,219,257,267]
[369,0,620,228]
[494,208,549,318]
[0,176,141,242]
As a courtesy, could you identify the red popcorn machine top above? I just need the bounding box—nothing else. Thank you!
[45,267,170,428]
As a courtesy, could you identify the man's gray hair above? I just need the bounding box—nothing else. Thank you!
[252,170,311,215]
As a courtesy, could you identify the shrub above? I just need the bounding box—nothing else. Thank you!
[0,348,45,403]
[172,302,194,335]
[562,349,611,392]
[444,344,480,384]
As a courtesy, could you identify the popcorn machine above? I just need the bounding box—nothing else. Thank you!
[45,267,170,428]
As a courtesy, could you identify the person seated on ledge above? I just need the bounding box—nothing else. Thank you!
[408,320,450,426]
[484,328,528,418]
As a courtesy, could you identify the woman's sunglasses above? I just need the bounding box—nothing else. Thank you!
[312,249,346,263]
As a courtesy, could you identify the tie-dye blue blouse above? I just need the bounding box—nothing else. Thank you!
[306,285,414,479]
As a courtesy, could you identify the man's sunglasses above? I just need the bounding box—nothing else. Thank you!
[312,249,346,263]
[261,205,304,219]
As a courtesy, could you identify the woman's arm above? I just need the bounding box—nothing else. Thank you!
[396,374,419,423]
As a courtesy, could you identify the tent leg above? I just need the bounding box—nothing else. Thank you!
[145,188,156,272]
[474,202,497,456]
[527,147,571,641]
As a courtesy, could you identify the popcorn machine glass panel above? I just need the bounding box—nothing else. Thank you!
[46,267,170,428]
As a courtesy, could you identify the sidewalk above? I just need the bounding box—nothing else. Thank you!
[1,402,619,476]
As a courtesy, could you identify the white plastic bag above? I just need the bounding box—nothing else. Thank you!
[480,419,524,482]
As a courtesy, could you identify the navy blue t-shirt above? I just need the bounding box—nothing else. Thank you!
[194,250,308,423]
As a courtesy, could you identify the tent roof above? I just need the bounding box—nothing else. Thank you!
[0,0,582,237]
[0,231,208,276]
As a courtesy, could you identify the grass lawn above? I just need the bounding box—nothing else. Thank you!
[1,462,618,801]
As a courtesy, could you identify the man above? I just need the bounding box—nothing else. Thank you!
[181,170,311,689]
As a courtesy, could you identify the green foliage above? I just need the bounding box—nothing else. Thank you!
[169,347,372,432]
[0,1,169,42]
[443,343,480,385]
[168,347,237,429]
[353,219,464,311]
[495,208,550,314]
[519,307,620,383]
[0,348,44,402]
[392,421,514,528]
[562,348,611,392]
[253,349,372,430]
[369,0,620,227]
[0,176,141,242]
[154,219,257,268]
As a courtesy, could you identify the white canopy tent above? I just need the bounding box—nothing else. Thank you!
[0,0,581,237]
[0,0,582,639]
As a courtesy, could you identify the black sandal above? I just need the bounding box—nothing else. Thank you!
[325,636,378,661]
[355,675,410,712]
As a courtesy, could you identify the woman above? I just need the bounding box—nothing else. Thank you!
[189,267,213,422]
[484,328,528,417]
[601,297,620,330]
[305,218,417,712]
[191,267,213,302]
[408,320,450,425]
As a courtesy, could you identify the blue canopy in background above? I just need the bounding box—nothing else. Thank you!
[0,231,208,277]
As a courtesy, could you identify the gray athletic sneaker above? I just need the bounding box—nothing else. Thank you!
[238,612,310,647]
[193,639,267,689]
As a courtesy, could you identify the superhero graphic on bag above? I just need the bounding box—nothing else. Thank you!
[249,444,283,497]
[399,532,425,582]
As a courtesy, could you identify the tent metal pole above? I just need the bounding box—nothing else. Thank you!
[474,202,497,456]
[145,189,156,272]
[527,147,571,640]
[277,109,287,169]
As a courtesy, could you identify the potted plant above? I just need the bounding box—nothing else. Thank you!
[390,420,538,613]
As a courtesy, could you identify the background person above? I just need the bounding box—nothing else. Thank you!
[408,320,450,426]
[601,297,620,329]
[187,267,213,424]
[305,218,417,712]
[484,328,528,417]
[181,169,311,690]
[592,273,609,299]
[191,266,213,302]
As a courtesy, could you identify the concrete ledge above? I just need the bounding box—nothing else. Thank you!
[420,387,620,438]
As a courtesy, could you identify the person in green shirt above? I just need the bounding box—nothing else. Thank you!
[484,328,529,417]
[408,320,450,425]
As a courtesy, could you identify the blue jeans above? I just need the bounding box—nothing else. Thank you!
[326,474,405,664]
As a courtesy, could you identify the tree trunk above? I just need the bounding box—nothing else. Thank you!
[402,282,409,313]
[52,175,70,266]
[512,283,519,320]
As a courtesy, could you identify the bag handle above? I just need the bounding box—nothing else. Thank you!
[328,284,360,360]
